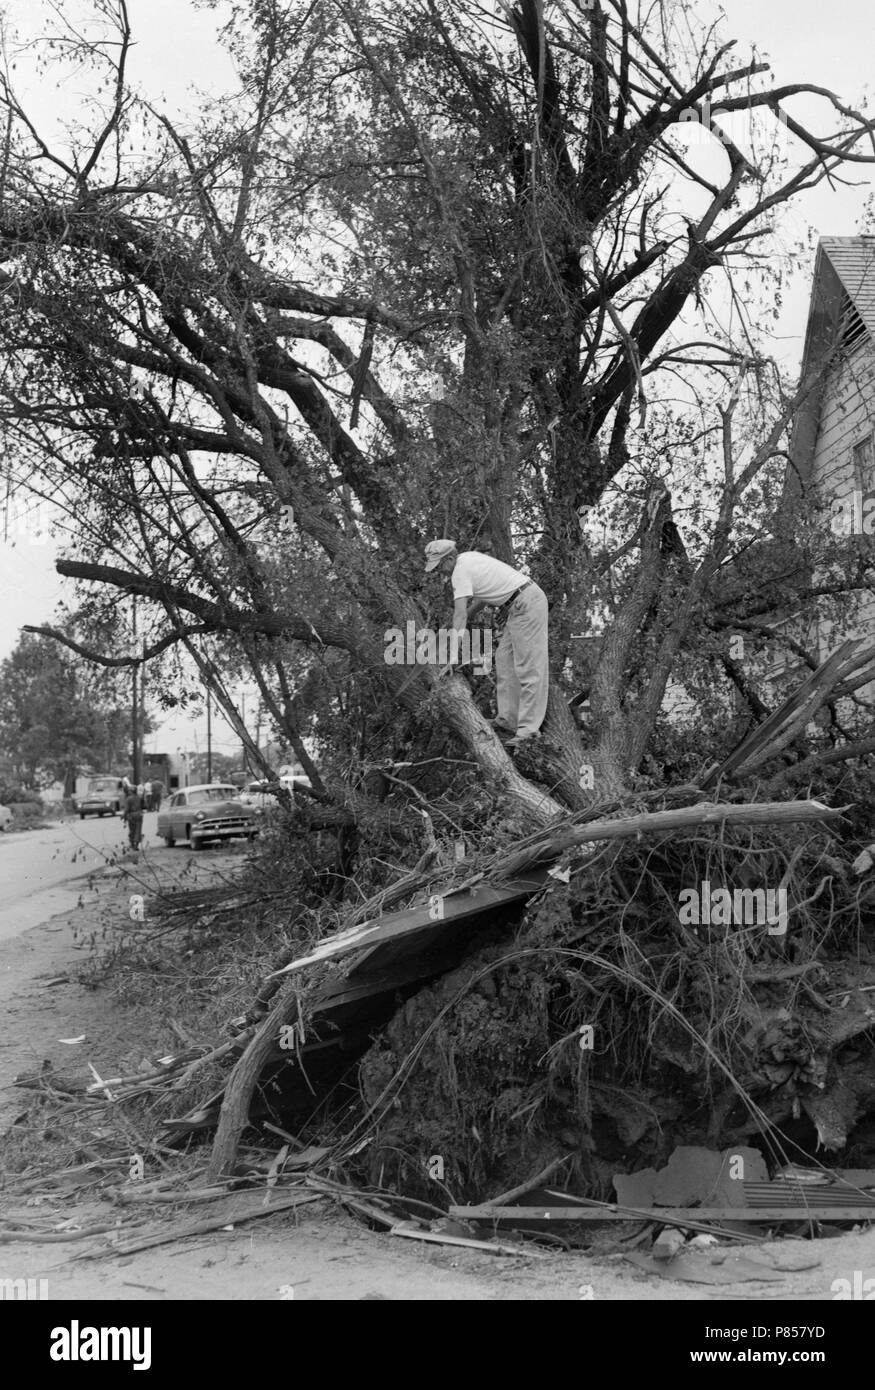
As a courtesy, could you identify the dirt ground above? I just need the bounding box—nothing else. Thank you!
[2,855,874,1302]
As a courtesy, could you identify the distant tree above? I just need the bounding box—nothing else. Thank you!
[186,751,244,785]
[0,631,132,787]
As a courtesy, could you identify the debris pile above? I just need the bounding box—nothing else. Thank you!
[7,696,875,1270]
[100,789,872,1268]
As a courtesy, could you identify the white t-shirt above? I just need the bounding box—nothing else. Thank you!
[451,551,528,606]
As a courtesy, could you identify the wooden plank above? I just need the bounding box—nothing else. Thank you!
[266,874,548,979]
[450,1205,875,1223]
[78,1191,324,1257]
[165,892,550,1139]
[391,1225,547,1257]
[347,882,543,979]
[539,1190,761,1243]
[701,644,863,786]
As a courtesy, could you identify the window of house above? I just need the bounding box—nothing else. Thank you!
[852,433,875,492]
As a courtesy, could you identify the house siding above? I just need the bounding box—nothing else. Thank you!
[774,239,875,710]
[812,347,875,506]
[811,343,875,683]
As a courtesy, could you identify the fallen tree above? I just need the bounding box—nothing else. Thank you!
[4,0,875,828]
[198,793,846,1181]
[5,0,875,1220]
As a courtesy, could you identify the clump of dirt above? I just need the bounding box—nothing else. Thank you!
[357,939,558,1200]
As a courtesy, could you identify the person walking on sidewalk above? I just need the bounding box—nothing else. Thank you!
[424,539,549,746]
[123,785,144,850]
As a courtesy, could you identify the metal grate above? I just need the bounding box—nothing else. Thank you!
[744,1180,875,1208]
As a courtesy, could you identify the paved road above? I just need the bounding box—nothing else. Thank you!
[0,813,161,941]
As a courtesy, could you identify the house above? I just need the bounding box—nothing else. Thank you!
[786,236,875,525]
[774,237,875,692]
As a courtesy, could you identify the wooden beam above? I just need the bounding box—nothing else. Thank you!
[391,1225,548,1257]
[450,1205,875,1223]
[266,872,549,979]
[700,640,870,786]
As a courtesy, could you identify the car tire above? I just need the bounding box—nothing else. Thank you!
[79,812,85,820]
[164,830,175,847]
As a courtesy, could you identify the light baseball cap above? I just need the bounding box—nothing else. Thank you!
[424,538,458,572]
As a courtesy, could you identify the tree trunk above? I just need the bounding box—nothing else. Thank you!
[435,673,565,823]
[206,986,304,1183]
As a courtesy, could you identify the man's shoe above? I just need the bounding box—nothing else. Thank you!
[506,732,541,750]
[491,719,515,736]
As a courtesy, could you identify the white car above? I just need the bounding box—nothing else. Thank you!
[0,803,12,833]
[279,770,312,795]
[238,780,282,812]
[240,776,311,811]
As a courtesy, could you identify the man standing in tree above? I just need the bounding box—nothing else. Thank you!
[425,539,549,747]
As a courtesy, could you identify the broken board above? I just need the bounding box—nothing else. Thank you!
[266,871,551,979]
[164,872,552,1137]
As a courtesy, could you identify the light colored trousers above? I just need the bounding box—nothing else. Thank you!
[494,583,549,737]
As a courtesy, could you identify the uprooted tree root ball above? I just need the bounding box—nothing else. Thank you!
[344,824,875,1203]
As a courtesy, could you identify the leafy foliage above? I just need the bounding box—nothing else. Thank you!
[0,631,132,785]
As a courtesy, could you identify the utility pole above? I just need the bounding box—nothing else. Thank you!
[140,631,146,781]
[206,687,212,783]
[240,690,247,775]
[131,597,141,785]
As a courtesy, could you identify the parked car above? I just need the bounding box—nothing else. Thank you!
[156,784,258,849]
[240,775,312,812]
[0,803,12,832]
[238,779,282,813]
[75,776,123,819]
[278,764,312,793]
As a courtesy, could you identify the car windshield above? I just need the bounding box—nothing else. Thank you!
[187,788,238,805]
[88,778,118,792]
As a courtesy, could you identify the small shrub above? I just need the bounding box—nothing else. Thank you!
[0,783,43,806]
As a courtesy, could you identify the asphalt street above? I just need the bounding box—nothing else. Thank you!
[0,812,161,941]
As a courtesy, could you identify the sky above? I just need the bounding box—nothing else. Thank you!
[0,0,873,759]
[0,0,240,758]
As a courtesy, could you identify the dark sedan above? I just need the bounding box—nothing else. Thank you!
[156,784,258,849]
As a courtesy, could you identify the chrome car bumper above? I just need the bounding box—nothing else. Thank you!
[190,821,256,840]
